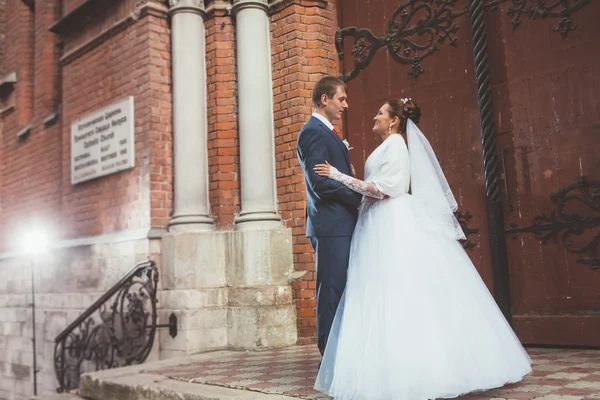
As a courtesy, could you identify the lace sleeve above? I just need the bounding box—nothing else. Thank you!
[329,167,385,199]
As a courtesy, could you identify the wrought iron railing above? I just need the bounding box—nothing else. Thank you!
[54,260,177,393]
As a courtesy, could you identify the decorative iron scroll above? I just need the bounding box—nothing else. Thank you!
[336,0,591,82]
[506,177,600,269]
[456,210,480,250]
[483,0,590,39]
[336,0,469,81]
[54,261,177,393]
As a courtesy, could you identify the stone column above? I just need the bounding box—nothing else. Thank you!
[226,0,297,350]
[232,0,281,230]
[160,0,228,359]
[167,0,214,232]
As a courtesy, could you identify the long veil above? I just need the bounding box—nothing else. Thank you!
[406,119,466,241]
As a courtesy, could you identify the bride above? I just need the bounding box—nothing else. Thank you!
[312,98,532,400]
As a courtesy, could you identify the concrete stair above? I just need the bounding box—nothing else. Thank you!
[31,346,320,400]
[80,372,297,400]
[30,394,81,400]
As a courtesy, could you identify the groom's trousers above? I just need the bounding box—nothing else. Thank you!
[310,235,352,356]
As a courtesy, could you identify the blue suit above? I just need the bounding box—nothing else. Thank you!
[297,116,362,355]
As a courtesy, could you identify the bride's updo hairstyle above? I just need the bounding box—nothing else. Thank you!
[386,98,422,133]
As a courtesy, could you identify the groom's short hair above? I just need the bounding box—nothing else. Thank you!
[312,76,347,108]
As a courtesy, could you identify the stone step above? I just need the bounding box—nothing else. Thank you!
[81,373,298,400]
[30,394,81,400]
[78,352,301,400]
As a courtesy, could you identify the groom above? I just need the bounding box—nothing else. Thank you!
[297,76,363,357]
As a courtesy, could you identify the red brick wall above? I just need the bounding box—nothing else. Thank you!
[1,0,57,251]
[271,0,339,343]
[206,10,240,230]
[34,0,60,115]
[60,5,170,238]
[146,11,172,229]
[14,0,34,126]
[0,1,171,246]
[0,0,4,249]
[0,0,5,75]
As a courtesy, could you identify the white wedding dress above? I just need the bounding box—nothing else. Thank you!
[315,122,532,400]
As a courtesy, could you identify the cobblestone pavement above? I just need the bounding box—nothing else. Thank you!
[144,345,600,399]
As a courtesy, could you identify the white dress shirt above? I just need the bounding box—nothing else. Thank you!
[311,112,334,132]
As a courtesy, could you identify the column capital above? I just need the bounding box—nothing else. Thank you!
[169,0,207,17]
[231,0,268,14]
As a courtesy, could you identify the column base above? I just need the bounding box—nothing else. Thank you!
[159,227,297,356]
[227,227,297,349]
[160,231,228,356]
[235,211,282,231]
[168,214,215,232]
[228,286,297,349]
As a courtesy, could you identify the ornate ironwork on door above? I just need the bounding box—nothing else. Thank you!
[336,0,469,81]
[506,177,600,269]
[336,0,591,82]
[54,261,178,393]
[483,0,590,39]
[456,210,480,250]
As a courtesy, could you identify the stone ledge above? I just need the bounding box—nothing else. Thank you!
[16,124,31,140]
[0,227,161,260]
[42,111,59,128]
[49,0,123,34]
[56,2,168,66]
[0,104,15,117]
[0,71,17,96]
